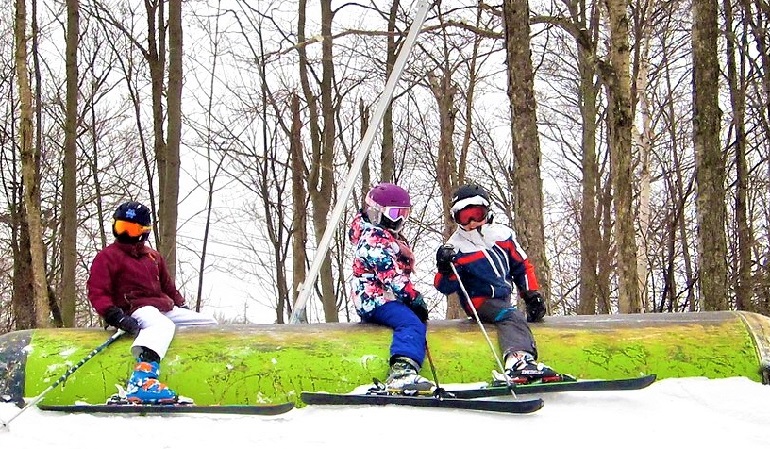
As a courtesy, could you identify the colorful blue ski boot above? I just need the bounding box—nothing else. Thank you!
[125,360,178,404]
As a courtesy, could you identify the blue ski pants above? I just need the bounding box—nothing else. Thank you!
[363,300,427,367]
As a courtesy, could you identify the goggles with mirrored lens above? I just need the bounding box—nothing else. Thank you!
[455,205,488,226]
[382,206,411,222]
[114,220,152,237]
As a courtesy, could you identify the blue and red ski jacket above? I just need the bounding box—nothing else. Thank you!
[434,223,539,313]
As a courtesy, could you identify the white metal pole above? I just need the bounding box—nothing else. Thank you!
[289,0,432,324]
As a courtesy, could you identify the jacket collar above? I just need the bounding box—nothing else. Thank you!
[113,240,149,257]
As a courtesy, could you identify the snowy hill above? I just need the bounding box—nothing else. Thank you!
[1,377,769,449]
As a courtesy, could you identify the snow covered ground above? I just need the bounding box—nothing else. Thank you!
[1,376,769,449]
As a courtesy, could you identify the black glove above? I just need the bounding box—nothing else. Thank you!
[409,295,429,323]
[523,290,546,323]
[436,245,457,275]
[104,306,141,335]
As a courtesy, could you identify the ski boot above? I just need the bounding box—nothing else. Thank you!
[383,357,434,395]
[492,351,571,386]
[124,360,179,404]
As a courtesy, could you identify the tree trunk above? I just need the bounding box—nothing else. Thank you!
[576,0,601,315]
[15,0,50,327]
[296,0,320,323]
[429,70,461,319]
[146,0,167,251]
[298,0,338,322]
[380,0,399,182]
[161,0,183,276]
[605,0,641,313]
[635,50,652,312]
[291,93,308,324]
[724,0,752,311]
[598,177,614,313]
[360,99,371,197]
[503,0,550,303]
[314,0,338,322]
[60,0,79,327]
[692,0,728,310]
[12,214,36,329]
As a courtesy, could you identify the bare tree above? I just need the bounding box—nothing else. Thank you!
[426,44,461,319]
[4,0,770,329]
[162,0,183,275]
[296,0,338,322]
[380,0,400,182]
[59,0,79,327]
[724,0,751,311]
[290,93,308,323]
[604,0,641,313]
[14,0,50,327]
[503,0,550,303]
[631,0,655,311]
[692,0,728,310]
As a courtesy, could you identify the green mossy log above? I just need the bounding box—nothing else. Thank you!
[0,311,767,407]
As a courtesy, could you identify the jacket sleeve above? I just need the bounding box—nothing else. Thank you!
[434,271,459,295]
[361,233,420,303]
[500,234,540,295]
[157,253,187,307]
[86,251,116,317]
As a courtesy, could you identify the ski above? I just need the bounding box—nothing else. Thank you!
[300,391,543,414]
[38,402,294,416]
[448,374,657,399]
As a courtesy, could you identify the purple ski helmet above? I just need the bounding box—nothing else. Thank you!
[365,182,411,231]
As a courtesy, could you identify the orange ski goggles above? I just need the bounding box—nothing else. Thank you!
[114,220,152,237]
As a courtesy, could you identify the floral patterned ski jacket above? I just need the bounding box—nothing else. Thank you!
[348,212,421,318]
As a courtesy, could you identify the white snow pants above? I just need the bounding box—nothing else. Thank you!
[129,306,218,360]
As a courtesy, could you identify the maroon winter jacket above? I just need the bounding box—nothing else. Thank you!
[87,241,186,317]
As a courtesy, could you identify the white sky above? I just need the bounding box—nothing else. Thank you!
[1,376,769,448]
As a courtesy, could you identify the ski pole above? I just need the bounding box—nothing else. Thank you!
[0,329,125,430]
[424,343,447,397]
[449,262,518,398]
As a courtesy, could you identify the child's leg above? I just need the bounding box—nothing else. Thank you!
[164,306,218,326]
[130,306,176,360]
[366,301,427,366]
[475,298,537,360]
[124,307,178,403]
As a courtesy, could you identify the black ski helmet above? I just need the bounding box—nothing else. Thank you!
[112,201,152,242]
[450,184,491,224]
[113,201,152,226]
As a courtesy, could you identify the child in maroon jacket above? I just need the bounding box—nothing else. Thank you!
[87,201,217,404]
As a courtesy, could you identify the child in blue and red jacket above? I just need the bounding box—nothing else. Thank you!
[349,182,433,393]
[434,184,564,384]
[87,201,217,404]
